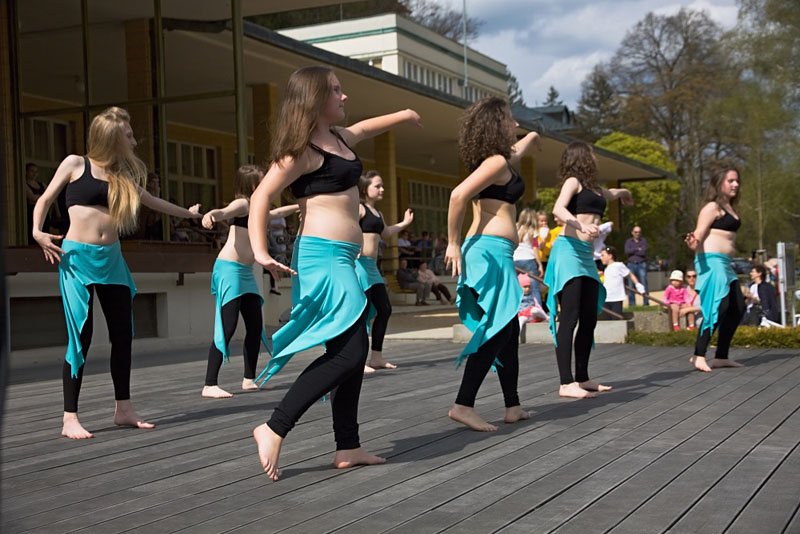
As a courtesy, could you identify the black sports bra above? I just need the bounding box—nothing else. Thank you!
[567,186,606,216]
[360,204,385,234]
[289,131,362,199]
[710,210,740,232]
[65,156,109,208]
[476,162,525,204]
[232,215,248,228]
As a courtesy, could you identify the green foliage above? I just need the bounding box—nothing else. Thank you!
[576,65,621,142]
[543,86,563,106]
[507,69,525,106]
[626,327,800,349]
[595,132,676,173]
[528,187,559,219]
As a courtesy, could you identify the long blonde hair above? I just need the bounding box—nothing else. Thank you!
[516,207,537,243]
[86,107,147,234]
[271,66,336,163]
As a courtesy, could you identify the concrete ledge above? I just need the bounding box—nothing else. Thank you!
[453,320,632,344]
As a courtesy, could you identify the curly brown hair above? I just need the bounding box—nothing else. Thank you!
[457,97,515,172]
[559,141,599,191]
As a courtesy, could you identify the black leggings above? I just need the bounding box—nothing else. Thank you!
[205,293,263,386]
[63,284,132,413]
[366,284,392,352]
[455,316,520,408]
[555,276,600,385]
[694,280,745,358]
[267,307,369,450]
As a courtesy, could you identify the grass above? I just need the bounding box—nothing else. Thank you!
[626,326,800,349]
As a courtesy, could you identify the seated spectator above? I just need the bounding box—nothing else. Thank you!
[664,270,696,331]
[517,273,548,332]
[417,261,453,305]
[397,230,418,265]
[683,268,702,325]
[396,259,431,305]
[416,231,433,262]
[745,264,780,325]
[432,232,447,274]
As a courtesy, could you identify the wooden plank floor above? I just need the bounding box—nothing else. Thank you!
[2,341,799,533]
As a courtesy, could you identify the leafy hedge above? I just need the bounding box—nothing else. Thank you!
[626,326,800,349]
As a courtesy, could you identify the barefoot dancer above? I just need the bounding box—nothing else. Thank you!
[248,66,422,480]
[31,107,202,439]
[200,165,299,398]
[356,170,414,373]
[445,97,541,432]
[685,168,746,372]
[545,142,633,399]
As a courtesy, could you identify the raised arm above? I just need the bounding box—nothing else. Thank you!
[269,204,300,220]
[685,202,718,251]
[201,198,249,229]
[508,131,542,167]
[140,189,202,219]
[338,109,422,146]
[32,154,82,263]
[249,157,305,278]
[552,177,598,238]
[603,186,634,206]
[445,155,508,277]
[382,208,414,239]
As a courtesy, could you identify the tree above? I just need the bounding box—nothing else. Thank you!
[595,132,683,266]
[543,86,562,106]
[507,69,525,106]
[576,65,621,142]
[404,0,482,41]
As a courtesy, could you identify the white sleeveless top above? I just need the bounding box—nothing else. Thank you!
[513,232,537,261]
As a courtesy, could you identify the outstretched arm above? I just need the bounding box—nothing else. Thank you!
[201,198,249,229]
[269,204,300,220]
[508,131,542,167]
[603,187,634,206]
[140,189,202,218]
[382,208,414,239]
[338,109,422,146]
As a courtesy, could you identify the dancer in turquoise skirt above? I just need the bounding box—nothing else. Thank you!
[248,66,422,480]
[685,168,746,372]
[547,142,633,399]
[31,107,202,439]
[199,164,299,398]
[445,96,542,432]
[356,170,414,373]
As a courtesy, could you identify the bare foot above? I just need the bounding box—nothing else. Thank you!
[62,412,93,439]
[241,379,260,391]
[333,447,386,469]
[363,365,376,374]
[448,404,498,431]
[202,385,233,398]
[710,358,744,369]
[113,400,155,429]
[367,359,397,370]
[253,423,283,481]
[690,355,713,372]
[504,405,530,424]
[579,380,612,392]
[559,382,596,399]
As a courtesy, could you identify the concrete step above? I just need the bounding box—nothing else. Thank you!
[453,320,632,344]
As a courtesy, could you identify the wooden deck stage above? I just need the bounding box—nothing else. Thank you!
[2,341,799,533]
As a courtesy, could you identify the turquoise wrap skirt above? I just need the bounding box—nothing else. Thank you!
[210,258,271,361]
[354,255,385,332]
[695,252,738,336]
[58,240,136,377]
[256,236,367,385]
[543,235,606,345]
[456,235,522,367]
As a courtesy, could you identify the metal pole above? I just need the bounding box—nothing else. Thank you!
[232,0,247,167]
[153,0,170,240]
[462,0,468,98]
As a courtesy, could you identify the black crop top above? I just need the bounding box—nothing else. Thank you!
[476,162,525,204]
[710,210,741,232]
[65,156,109,208]
[232,215,248,228]
[289,132,362,199]
[360,204,385,234]
[567,187,606,216]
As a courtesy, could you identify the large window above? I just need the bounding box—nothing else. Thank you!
[408,180,450,235]
[23,117,72,175]
[166,141,218,208]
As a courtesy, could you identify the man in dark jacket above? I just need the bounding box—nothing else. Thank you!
[624,226,649,305]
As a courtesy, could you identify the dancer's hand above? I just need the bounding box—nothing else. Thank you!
[188,204,202,218]
[580,222,600,239]
[445,243,463,278]
[684,232,698,251]
[33,230,64,264]
[201,211,218,229]
[618,189,634,206]
[404,109,423,128]
[402,208,414,226]
[255,252,296,280]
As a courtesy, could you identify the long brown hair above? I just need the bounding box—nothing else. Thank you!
[358,170,380,202]
[702,167,741,211]
[558,141,599,192]
[271,66,335,164]
[235,164,265,199]
[86,107,147,235]
[458,97,514,172]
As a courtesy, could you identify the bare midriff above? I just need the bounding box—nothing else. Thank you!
[698,229,736,257]
[65,205,118,245]
[561,213,602,243]
[465,199,518,244]
[361,233,381,259]
[218,226,255,265]
[297,186,363,246]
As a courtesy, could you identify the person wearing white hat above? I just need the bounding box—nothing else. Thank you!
[664,270,696,331]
